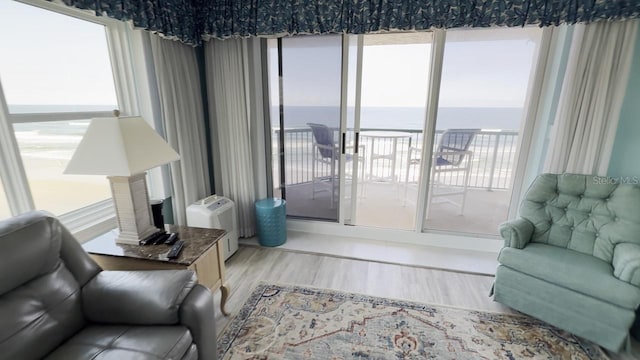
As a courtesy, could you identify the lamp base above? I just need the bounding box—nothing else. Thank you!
[109,173,160,245]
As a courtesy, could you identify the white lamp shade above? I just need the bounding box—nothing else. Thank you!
[64,117,180,176]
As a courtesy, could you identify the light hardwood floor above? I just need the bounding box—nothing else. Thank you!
[213,245,639,359]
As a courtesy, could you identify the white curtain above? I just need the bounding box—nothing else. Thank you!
[205,39,256,237]
[545,20,638,175]
[150,35,211,224]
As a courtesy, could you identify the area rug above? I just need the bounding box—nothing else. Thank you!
[218,283,608,359]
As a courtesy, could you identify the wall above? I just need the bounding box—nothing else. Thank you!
[608,28,640,178]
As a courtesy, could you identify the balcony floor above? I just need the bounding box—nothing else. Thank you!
[284,181,511,236]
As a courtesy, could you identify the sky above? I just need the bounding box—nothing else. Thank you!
[0,0,118,107]
[269,28,541,108]
[0,0,540,110]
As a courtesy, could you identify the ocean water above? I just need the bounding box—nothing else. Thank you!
[9,105,522,161]
[276,106,523,131]
[8,105,112,159]
[11,119,89,160]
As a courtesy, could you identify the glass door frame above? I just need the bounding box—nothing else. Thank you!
[338,35,364,226]
[337,35,351,225]
[413,30,446,232]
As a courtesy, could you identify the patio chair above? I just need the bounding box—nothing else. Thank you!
[308,123,364,207]
[405,129,477,215]
[308,123,341,207]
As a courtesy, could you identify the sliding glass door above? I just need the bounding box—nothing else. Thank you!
[267,36,343,221]
[422,28,543,236]
[350,33,433,230]
[267,28,544,236]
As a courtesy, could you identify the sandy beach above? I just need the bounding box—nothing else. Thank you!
[2,156,111,218]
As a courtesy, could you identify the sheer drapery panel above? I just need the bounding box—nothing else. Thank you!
[545,20,639,175]
[205,38,256,237]
[150,35,211,224]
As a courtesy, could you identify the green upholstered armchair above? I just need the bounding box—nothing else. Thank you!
[492,173,640,353]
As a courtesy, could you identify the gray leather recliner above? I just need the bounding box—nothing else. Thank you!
[0,211,217,360]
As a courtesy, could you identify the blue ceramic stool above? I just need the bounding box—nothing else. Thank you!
[255,198,286,247]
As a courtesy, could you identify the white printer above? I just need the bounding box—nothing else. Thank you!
[186,195,238,260]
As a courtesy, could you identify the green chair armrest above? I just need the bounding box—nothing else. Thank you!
[499,218,534,249]
[613,243,640,287]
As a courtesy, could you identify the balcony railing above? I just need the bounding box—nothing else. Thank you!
[273,128,519,191]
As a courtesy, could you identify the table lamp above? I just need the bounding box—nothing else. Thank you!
[64,114,180,245]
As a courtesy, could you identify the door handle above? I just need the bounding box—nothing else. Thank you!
[355,132,360,154]
[342,133,346,154]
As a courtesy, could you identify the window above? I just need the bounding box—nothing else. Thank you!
[0,1,117,113]
[13,120,111,215]
[0,1,119,220]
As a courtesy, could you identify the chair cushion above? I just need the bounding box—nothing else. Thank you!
[0,263,85,360]
[44,325,193,360]
[499,243,640,310]
[0,212,61,296]
[435,157,452,166]
[519,173,640,263]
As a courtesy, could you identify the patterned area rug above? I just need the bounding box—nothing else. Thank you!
[218,283,608,359]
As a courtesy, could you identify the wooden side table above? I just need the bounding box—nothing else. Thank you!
[83,225,230,315]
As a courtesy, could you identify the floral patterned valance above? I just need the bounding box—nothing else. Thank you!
[197,0,640,40]
[51,0,640,44]
[52,0,200,45]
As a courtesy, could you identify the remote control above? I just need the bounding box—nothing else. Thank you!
[139,231,165,245]
[164,233,179,245]
[155,233,171,244]
[167,240,184,259]
[151,231,168,245]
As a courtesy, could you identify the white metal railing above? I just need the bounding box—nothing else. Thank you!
[272,128,519,191]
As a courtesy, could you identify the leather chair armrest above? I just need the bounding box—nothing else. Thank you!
[82,270,198,325]
[499,218,534,249]
[613,243,640,287]
[180,285,217,360]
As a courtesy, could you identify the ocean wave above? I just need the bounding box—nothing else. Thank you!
[14,131,82,144]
